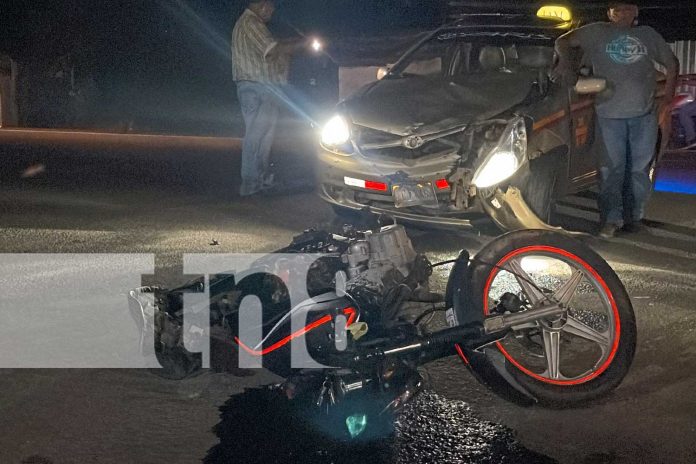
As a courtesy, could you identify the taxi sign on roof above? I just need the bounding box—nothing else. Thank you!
[537,5,573,22]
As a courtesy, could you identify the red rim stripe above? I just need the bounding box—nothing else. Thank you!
[483,246,621,386]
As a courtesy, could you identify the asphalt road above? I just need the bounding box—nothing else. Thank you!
[1,135,695,463]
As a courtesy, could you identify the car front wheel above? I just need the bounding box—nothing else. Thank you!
[522,156,559,225]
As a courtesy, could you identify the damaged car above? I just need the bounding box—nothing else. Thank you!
[317,7,633,231]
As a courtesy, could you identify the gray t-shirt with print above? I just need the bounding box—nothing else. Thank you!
[573,22,675,119]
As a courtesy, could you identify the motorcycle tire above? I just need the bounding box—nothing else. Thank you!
[458,229,636,407]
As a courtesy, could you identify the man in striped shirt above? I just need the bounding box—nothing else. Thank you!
[232,0,307,196]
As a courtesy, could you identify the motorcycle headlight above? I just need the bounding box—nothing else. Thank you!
[472,117,527,188]
[321,114,351,146]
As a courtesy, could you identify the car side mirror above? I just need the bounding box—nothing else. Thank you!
[575,77,606,95]
[377,66,390,80]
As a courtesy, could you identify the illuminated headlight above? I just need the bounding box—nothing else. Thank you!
[472,117,527,188]
[321,114,350,146]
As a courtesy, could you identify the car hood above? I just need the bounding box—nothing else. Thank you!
[343,72,536,136]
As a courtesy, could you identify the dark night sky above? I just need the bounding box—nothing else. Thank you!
[1,0,451,133]
[1,1,694,134]
[4,1,691,65]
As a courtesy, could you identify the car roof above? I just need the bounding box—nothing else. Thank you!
[437,13,575,41]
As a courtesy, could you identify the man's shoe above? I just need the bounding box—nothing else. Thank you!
[597,223,619,239]
[623,221,647,233]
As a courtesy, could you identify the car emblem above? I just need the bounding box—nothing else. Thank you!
[403,135,425,149]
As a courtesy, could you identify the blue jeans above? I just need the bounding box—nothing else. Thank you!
[237,81,280,196]
[597,112,658,226]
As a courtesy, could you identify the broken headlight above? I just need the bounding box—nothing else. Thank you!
[472,117,527,188]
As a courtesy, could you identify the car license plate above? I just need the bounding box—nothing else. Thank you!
[392,182,438,208]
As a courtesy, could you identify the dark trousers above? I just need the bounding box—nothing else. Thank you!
[597,112,658,225]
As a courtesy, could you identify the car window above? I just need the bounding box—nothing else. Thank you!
[399,41,448,76]
[403,57,443,76]
[392,34,554,80]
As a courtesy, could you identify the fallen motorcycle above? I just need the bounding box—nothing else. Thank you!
[128,220,635,438]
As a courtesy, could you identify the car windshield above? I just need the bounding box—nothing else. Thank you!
[388,31,555,82]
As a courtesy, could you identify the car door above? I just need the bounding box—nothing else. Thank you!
[568,88,599,191]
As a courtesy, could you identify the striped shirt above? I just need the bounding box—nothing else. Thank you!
[231,9,289,84]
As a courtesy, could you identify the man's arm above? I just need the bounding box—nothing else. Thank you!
[267,37,311,58]
[551,28,587,84]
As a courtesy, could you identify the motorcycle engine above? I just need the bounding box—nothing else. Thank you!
[341,224,432,318]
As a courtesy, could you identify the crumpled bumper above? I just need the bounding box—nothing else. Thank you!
[481,186,567,232]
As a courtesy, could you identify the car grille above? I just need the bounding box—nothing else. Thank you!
[354,125,460,160]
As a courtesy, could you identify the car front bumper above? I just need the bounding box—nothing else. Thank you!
[317,148,490,228]
[317,147,564,232]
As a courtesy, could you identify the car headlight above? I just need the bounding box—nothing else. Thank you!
[472,117,527,188]
[321,114,350,146]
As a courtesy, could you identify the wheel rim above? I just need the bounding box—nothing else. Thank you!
[483,246,621,386]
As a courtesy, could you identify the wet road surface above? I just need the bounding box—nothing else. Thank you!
[204,388,553,464]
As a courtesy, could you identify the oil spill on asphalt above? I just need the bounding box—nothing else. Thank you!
[204,388,555,464]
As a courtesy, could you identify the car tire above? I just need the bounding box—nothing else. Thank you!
[522,156,559,224]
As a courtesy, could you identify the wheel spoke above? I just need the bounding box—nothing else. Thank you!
[563,315,611,354]
[552,269,584,307]
[505,258,547,306]
[542,329,561,380]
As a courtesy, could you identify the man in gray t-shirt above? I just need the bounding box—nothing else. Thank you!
[554,0,678,238]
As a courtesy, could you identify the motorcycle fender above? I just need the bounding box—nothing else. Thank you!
[467,348,537,406]
[444,249,479,327]
[445,249,538,405]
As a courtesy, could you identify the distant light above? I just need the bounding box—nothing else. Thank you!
[311,38,322,53]
[537,5,572,22]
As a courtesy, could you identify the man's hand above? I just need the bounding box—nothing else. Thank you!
[549,59,577,86]
[274,37,307,57]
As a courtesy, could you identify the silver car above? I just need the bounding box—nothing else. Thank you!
[317,11,638,231]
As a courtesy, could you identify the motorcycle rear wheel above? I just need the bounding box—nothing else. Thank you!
[460,229,636,407]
